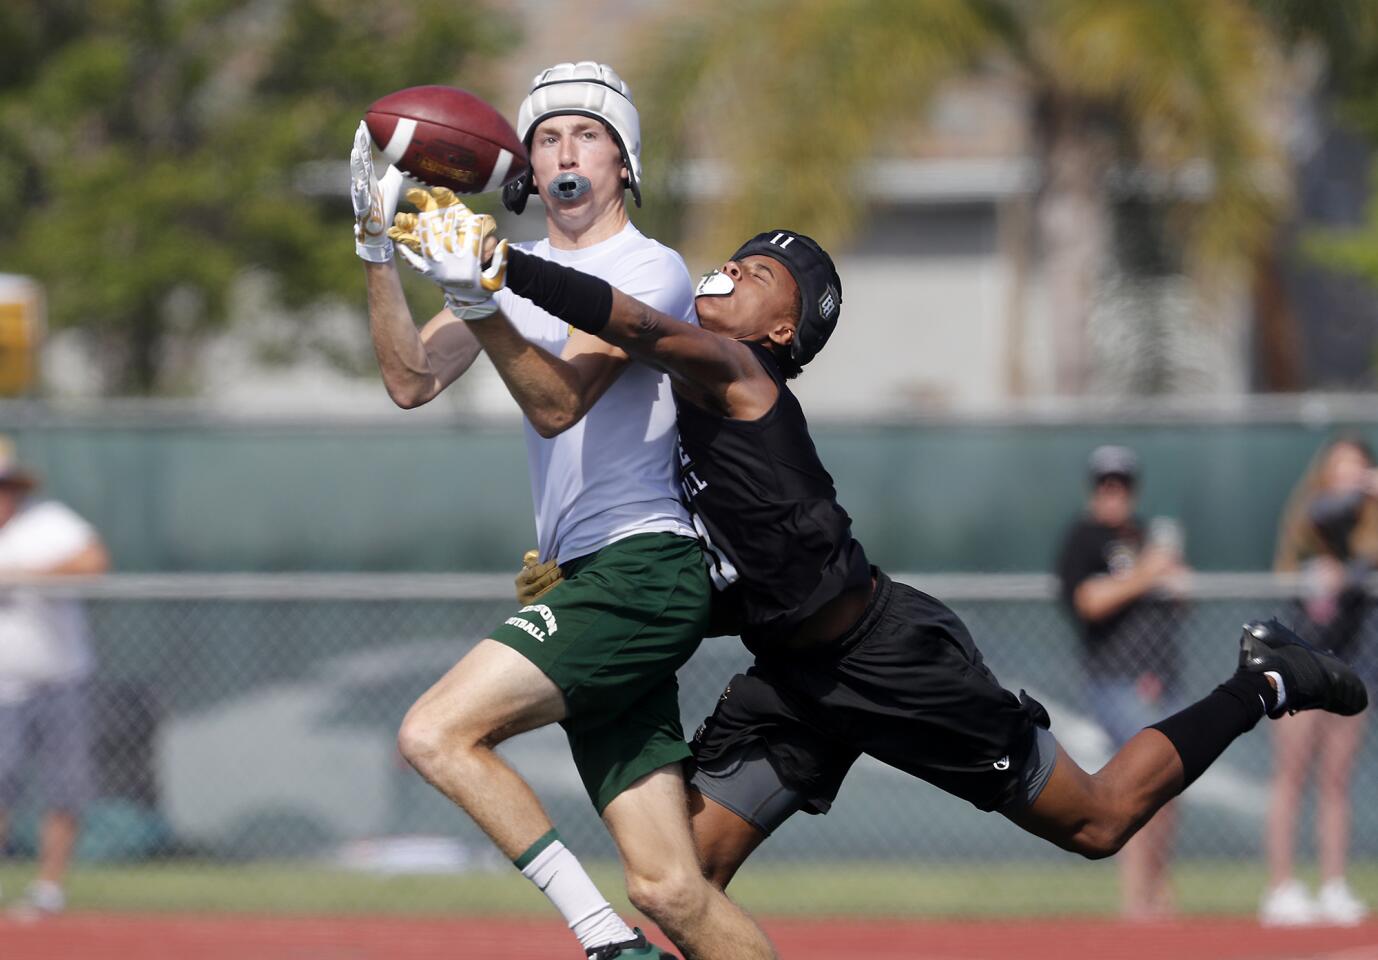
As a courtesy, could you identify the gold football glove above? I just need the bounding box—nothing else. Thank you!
[515,548,563,605]
[388,188,508,319]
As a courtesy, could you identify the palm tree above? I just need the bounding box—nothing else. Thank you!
[1264,1,1378,389]
[632,0,1328,395]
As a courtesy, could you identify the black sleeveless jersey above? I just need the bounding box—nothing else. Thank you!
[675,342,870,651]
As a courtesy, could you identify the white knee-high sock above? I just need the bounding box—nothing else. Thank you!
[516,829,635,952]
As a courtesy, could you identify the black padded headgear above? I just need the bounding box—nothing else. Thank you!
[731,229,842,370]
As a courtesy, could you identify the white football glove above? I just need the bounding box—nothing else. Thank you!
[389,187,509,320]
[350,120,404,263]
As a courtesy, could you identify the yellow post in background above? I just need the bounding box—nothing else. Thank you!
[0,274,43,396]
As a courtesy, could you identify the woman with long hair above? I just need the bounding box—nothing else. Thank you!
[1263,437,1376,926]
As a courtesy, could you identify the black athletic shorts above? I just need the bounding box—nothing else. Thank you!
[691,568,1050,817]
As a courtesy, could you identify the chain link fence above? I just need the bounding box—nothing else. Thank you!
[3,573,1375,914]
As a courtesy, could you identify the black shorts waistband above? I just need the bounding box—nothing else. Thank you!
[747,567,891,659]
[832,566,893,656]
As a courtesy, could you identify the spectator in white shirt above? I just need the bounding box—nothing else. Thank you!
[0,438,109,918]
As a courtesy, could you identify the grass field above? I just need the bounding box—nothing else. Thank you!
[3,859,1376,917]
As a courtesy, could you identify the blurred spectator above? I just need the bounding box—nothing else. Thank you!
[1056,445,1190,920]
[1264,437,1375,926]
[0,439,110,918]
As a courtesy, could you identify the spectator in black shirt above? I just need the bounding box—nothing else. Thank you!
[1057,445,1189,920]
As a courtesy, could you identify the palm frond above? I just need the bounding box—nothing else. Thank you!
[1043,0,1287,266]
[634,0,998,263]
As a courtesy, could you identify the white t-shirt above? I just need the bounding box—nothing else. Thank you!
[494,222,698,564]
[0,499,98,700]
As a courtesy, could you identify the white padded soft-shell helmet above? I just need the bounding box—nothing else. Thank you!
[502,61,642,214]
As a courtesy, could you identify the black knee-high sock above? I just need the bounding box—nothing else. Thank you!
[1148,672,1276,788]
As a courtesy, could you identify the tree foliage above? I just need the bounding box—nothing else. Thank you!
[1279,2,1378,290]
[631,0,1378,393]
[634,0,1291,268]
[633,0,997,260]
[0,0,518,393]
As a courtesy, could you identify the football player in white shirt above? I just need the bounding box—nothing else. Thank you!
[353,63,775,960]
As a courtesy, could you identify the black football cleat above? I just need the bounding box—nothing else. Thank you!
[586,928,678,960]
[1238,618,1368,718]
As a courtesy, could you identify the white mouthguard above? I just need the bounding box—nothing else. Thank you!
[695,270,735,297]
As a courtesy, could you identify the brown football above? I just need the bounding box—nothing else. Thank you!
[364,86,528,194]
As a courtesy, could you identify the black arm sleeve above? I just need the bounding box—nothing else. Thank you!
[506,248,614,335]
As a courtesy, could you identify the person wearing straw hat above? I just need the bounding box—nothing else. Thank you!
[0,437,109,919]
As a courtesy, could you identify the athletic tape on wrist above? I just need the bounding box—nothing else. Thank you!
[356,239,393,263]
[444,294,499,320]
[506,249,612,335]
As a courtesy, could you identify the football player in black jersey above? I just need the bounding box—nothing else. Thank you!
[403,205,1369,891]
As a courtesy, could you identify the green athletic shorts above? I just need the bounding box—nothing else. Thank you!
[490,532,710,813]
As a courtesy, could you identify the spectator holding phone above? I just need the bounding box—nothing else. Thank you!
[1264,436,1376,926]
[1056,445,1190,920]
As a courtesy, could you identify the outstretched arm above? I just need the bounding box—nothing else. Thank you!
[503,249,772,416]
[463,311,628,438]
[352,122,482,409]
[386,191,768,422]
[364,262,483,409]
[385,189,627,434]
[603,288,753,394]
[371,267,625,431]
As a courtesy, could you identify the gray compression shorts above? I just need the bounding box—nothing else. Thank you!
[692,724,1060,836]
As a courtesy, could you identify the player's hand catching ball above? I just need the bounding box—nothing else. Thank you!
[389,187,509,320]
[350,121,404,263]
[515,548,563,604]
